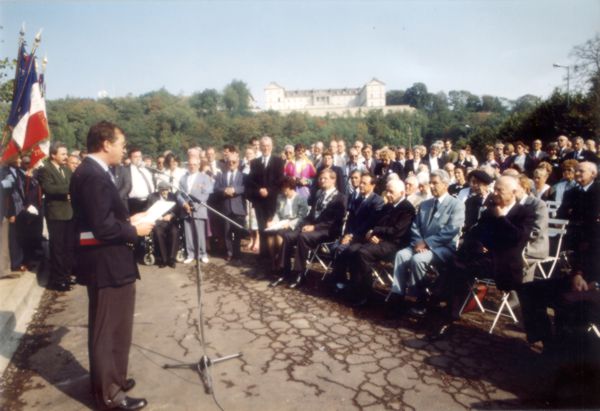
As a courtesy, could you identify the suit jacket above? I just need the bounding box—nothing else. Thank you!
[178,172,214,219]
[345,192,384,239]
[403,159,422,176]
[410,194,465,263]
[371,199,416,247]
[302,190,347,238]
[468,203,535,290]
[2,166,27,218]
[311,165,345,199]
[214,169,246,216]
[453,159,473,169]
[563,149,598,163]
[363,158,377,175]
[521,195,549,261]
[506,154,536,174]
[273,193,309,230]
[247,155,285,217]
[464,194,491,232]
[423,156,446,172]
[38,159,73,221]
[112,165,132,211]
[70,157,139,288]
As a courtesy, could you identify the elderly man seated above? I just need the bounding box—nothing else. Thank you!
[390,170,465,307]
[331,179,416,306]
[272,168,346,288]
[427,175,536,340]
[521,161,600,353]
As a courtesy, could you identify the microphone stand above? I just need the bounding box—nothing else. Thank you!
[148,166,243,400]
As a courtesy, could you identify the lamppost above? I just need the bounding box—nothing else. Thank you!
[553,63,571,106]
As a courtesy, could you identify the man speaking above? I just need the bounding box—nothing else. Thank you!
[70,121,154,410]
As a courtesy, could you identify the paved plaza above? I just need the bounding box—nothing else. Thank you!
[0,255,592,410]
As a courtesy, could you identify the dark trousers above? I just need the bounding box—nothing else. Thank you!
[154,220,179,264]
[254,200,277,257]
[47,219,75,285]
[87,282,135,408]
[127,198,148,217]
[223,213,246,258]
[8,214,25,270]
[329,240,396,300]
[279,227,330,276]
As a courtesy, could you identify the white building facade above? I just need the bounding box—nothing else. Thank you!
[263,79,412,116]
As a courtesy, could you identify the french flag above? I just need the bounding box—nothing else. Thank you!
[2,43,49,163]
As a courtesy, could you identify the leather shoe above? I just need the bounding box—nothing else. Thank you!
[288,274,304,289]
[168,261,176,268]
[269,277,285,288]
[427,323,453,342]
[111,396,147,410]
[123,378,136,392]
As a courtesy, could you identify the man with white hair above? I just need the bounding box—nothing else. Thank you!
[311,141,324,169]
[248,136,286,257]
[564,136,597,163]
[428,175,535,340]
[391,170,465,304]
[328,179,416,306]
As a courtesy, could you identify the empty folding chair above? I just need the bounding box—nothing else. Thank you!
[535,218,569,279]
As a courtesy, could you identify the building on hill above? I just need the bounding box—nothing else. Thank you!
[263,78,414,116]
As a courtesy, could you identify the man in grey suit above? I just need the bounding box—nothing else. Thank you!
[179,157,213,264]
[391,169,465,300]
[214,150,246,261]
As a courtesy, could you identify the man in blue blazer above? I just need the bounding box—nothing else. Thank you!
[71,121,154,410]
[391,169,465,300]
[179,158,213,264]
[214,150,246,261]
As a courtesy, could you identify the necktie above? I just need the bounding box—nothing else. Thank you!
[59,167,65,179]
[107,170,116,185]
[428,199,439,225]
[137,166,153,194]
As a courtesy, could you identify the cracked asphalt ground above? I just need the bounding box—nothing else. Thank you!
[0,254,594,410]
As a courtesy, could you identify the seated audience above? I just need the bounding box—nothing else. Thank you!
[272,169,346,288]
[390,170,465,303]
[264,177,309,274]
[148,181,180,268]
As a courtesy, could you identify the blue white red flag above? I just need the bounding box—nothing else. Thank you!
[2,41,49,163]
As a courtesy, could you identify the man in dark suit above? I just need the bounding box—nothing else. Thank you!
[506,141,536,175]
[247,136,285,257]
[520,161,600,351]
[71,121,153,411]
[147,181,180,268]
[362,144,377,175]
[112,164,132,211]
[38,142,75,291]
[312,150,345,197]
[214,150,246,261]
[563,136,598,164]
[330,177,415,305]
[273,168,347,288]
[428,175,535,340]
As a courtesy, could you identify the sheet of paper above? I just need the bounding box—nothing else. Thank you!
[264,219,291,231]
[133,201,175,225]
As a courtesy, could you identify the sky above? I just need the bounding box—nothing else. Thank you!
[1,0,599,106]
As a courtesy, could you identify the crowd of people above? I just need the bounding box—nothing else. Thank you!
[1,132,599,350]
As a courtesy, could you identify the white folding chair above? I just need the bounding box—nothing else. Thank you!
[545,200,560,218]
[303,211,349,280]
[459,278,519,334]
[534,218,569,280]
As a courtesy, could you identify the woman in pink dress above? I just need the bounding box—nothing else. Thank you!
[285,143,316,199]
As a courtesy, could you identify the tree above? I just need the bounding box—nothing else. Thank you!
[222,80,251,115]
[386,90,405,105]
[570,33,600,91]
[403,83,431,110]
[189,89,221,115]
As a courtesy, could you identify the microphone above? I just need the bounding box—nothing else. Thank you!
[143,165,167,176]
